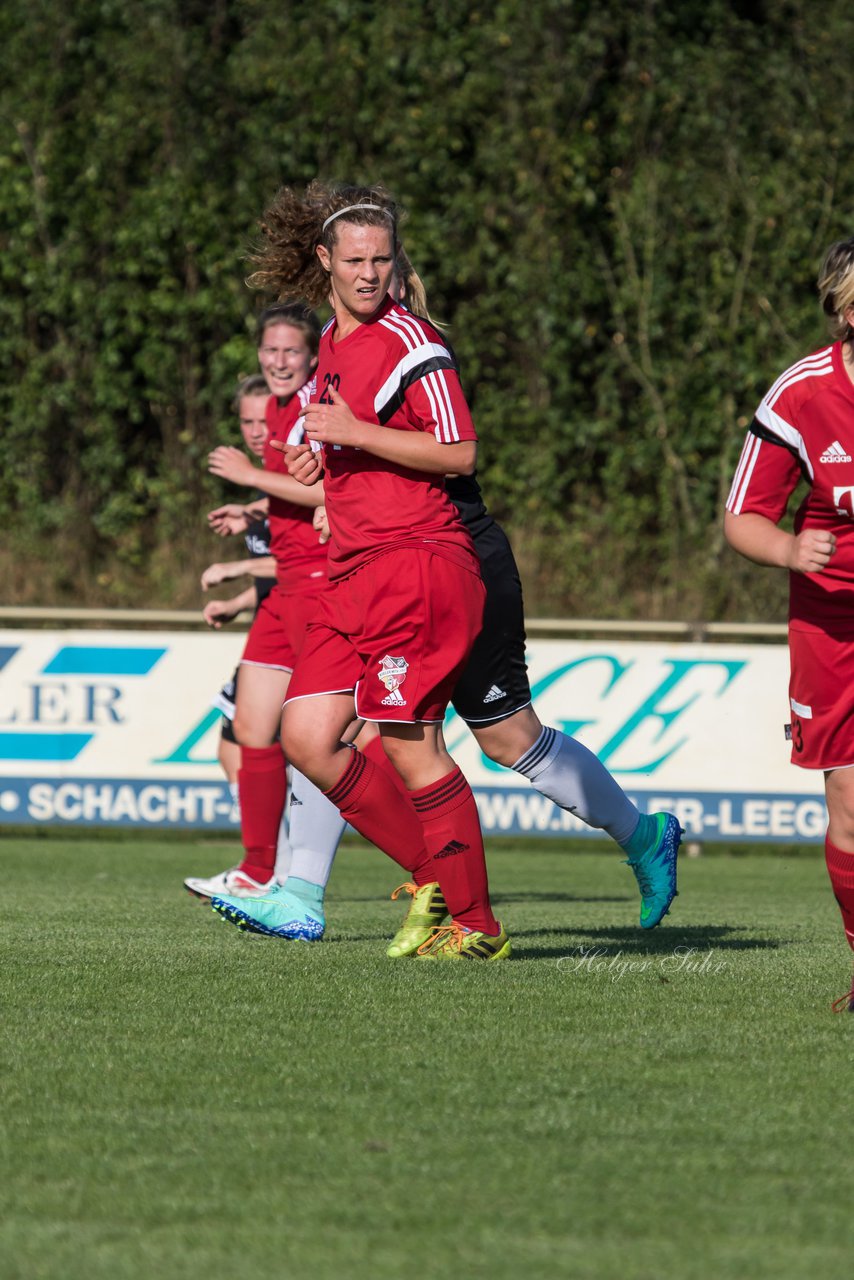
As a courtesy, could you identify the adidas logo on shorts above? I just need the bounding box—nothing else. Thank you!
[820,440,852,463]
[483,684,506,703]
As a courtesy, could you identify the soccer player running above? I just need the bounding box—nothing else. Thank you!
[367,251,682,945]
[211,181,509,960]
[725,236,854,1011]
[193,374,278,837]
[187,304,343,911]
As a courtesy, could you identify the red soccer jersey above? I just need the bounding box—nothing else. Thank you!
[309,297,479,581]
[265,386,328,595]
[726,342,854,631]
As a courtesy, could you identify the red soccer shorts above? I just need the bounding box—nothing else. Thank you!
[788,622,854,769]
[241,583,325,673]
[285,549,485,722]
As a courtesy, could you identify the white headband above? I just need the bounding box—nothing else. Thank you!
[321,203,392,232]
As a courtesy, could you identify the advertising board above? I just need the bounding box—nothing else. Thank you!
[0,630,817,842]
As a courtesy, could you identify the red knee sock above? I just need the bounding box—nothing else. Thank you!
[825,837,854,951]
[324,749,433,882]
[237,744,286,883]
[409,767,499,934]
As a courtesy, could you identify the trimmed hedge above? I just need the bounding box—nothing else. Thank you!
[2,0,851,616]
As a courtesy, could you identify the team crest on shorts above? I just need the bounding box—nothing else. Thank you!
[378,654,408,706]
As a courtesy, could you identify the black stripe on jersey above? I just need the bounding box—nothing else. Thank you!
[376,355,458,425]
[749,418,811,483]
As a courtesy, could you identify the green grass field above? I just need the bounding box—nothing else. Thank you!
[1,834,851,1280]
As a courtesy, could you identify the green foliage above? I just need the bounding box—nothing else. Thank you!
[2,0,853,614]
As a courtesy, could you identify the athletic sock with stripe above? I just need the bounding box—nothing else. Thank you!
[324,749,433,883]
[408,767,499,935]
[513,725,641,847]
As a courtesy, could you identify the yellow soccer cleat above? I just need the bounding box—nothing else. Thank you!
[416,921,511,961]
[386,881,448,958]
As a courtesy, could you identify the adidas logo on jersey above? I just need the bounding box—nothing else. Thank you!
[483,685,506,703]
[820,440,852,463]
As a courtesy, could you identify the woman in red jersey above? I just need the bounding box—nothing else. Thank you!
[187,304,335,911]
[196,374,277,839]
[725,236,854,1011]
[211,182,509,960]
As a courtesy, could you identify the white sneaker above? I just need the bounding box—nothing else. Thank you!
[183,867,272,902]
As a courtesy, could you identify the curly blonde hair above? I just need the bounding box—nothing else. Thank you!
[818,237,854,342]
[247,181,401,306]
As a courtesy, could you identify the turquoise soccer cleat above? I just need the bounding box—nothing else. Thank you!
[625,812,682,929]
[211,883,325,941]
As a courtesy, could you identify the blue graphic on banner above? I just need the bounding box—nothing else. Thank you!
[42,646,166,676]
[0,733,93,761]
[0,646,19,672]
[0,778,827,841]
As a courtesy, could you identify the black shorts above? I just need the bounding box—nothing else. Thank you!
[215,665,282,745]
[451,520,532,725]
[214,668,239,742]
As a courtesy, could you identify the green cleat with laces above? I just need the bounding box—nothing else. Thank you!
[386,880,448,958]
[416,920,511,961]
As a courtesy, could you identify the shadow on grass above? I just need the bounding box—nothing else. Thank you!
[512,923,785,958]
[491,891,630,905]
[330,890,631,906]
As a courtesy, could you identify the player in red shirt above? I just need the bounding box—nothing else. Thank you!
[725,236,854,1010]
[195,374,277,834]
[187,304,342,907]
[211,182,509,960]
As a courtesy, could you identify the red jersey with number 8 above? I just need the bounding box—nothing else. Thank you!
[309,297,479,582]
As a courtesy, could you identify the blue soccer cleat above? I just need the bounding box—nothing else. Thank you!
[211,883,324,941]
[625,812,682,929]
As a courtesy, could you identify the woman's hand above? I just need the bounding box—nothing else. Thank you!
[301,385,362,448]
[207,504,251,536]
[284,442,324,486]
[787,528,837,574]
[200,563,233,589]
[203,599,239,629]
[208,446,258,487]
[313,505,331,544]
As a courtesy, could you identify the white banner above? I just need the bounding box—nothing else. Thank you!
[0,629,822,841]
